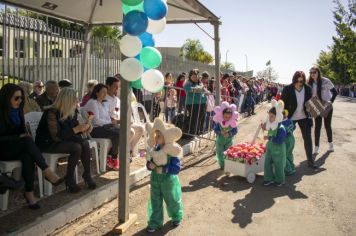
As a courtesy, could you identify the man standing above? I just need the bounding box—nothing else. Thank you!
[36,80,59,110]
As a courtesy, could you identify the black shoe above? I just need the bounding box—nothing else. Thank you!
[45,177,65,186]
[23,193,40,210]
[263,180,274,186]
[146,227,156,233]
[66,183,81,193]
[85,179,97,190]
[172,221,181,227]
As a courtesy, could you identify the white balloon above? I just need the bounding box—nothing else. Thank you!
[120,58,144,82]
[146,17,166,34]
[119,35,142,57]
[141,69,164,93]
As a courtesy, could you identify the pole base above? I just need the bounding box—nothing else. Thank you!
[114,213,138,234]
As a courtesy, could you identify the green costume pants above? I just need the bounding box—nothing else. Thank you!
[216,135,234,168]
[264,141,286,184]
[147,171,183,229]
[284,134,296,174]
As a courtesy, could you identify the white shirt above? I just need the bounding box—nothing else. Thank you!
[291,87,307,121]
[312,77,335,102]
[84,99,112,127]
[104,94,120,120]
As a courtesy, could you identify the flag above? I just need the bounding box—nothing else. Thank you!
[266,60,271,66]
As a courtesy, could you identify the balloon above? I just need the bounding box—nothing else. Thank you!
[123,11,148,36]
[120,58,144,82]
[140,47,162,69]
[122,2,144,15]
[119,35,142,57]
[138,32,155,47]
[146,17,166,34]
[131,79,143,89]
[141,69,164,93]
[144,0,168,20]
[121,0,142,6]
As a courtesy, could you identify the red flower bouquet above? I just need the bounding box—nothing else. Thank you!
[87,111,94,125]
[224,142,266,165]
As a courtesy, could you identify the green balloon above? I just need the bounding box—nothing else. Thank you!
[140,47,162,69]
[131,79,143,89]
[121,0,142,7]
[122,2,144,15]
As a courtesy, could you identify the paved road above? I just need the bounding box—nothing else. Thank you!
[54,97,356,236]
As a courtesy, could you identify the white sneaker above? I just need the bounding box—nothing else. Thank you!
[328,143,334,152]
[313,146,320,155]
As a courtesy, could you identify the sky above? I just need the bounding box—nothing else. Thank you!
[155,0,348,84]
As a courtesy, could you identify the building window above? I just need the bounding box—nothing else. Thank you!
[14,38,25,58]
[33,41,38,57]
[51,48,62,57]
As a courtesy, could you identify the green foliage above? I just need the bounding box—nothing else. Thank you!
[316,0,356,85]
[221,62,235,70]
[180,39,214,64]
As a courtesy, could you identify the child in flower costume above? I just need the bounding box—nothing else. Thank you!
[213,101,238,169]
[281,109,296,175]
[145,118,183,233]
[262,99,287,187]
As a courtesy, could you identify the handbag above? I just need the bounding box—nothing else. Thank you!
[0,173,24,194]
[305,96,333,118]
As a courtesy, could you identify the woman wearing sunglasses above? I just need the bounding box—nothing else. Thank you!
[281,71,317,169]
[307,67,337,154]
[0,84,63,209]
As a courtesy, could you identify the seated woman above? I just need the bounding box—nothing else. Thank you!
[83,84,120,171]
[0,84,63,209]
[36,87,96,193]
[18,81,41,114]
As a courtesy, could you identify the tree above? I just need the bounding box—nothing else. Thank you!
[316,0,356,85]
[92,26,121,41]
[221,62,235,70]
[256,67,279,82]
[180,39,214,64]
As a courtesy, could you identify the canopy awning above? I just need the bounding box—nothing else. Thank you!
[1,0,219,25]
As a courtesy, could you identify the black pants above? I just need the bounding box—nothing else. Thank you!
[314,108,333,146]
[91,125,120,158]
[0,137,48,192]
[293,118,315,165]
[48,139,91,185]
[185,103,206,135]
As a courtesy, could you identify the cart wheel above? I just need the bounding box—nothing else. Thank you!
[246,172,256,183]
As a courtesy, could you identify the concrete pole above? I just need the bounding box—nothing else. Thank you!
[214,22,221,106]
[79,25,92,97]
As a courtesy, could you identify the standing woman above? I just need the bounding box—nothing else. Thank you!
[308,67,337,154]
[281,71,317,169]
[0,84,63,209]
[36,88,96,193]
[175,74,186,114]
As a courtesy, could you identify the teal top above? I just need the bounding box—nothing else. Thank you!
[184,80,207,105]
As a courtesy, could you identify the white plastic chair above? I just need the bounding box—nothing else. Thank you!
[0,161,22,211]
[78,108,110,173]
[25,112,77,197]
[131,102,149,155]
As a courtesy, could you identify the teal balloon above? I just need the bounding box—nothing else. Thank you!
[131,79,143,89]
[121,0,143,7]
[122,2,144,15]
[140,47,162,69]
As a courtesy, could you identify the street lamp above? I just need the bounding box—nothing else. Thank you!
[245,54,248,71]
[225,50,229,64]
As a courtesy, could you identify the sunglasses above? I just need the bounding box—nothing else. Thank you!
[309,71,317,74]
[297,80,304,83]
[14,96,23,101]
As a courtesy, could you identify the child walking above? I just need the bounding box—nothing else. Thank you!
[145,118,183,233]
[282,109,296,175]
[213,102,238,169]
[262,100,287,187]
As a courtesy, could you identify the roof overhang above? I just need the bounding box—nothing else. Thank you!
[0,0,220,25]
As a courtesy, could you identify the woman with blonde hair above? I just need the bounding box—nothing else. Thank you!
[36,87,96,193]
[18,81,41,114]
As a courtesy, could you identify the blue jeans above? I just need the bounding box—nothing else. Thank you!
[165,107,176,123]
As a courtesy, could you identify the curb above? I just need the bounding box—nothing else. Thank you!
[11,102,268,236]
